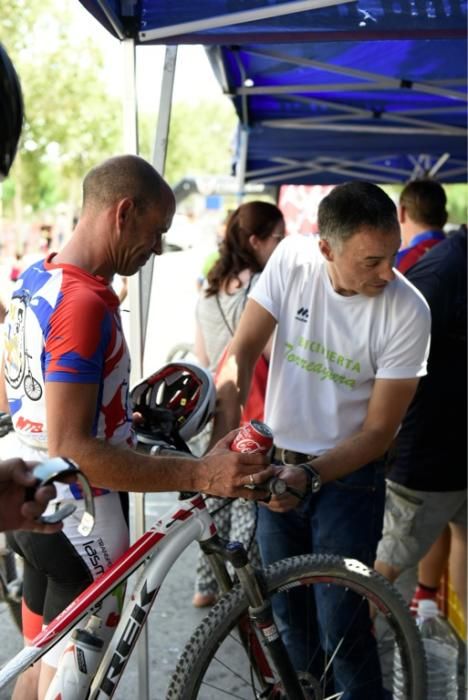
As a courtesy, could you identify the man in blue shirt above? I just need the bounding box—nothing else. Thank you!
[376,228,467,621]
[396,179,446,274]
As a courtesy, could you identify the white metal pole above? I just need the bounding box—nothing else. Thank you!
[121,37,150,700]
[133,44,177,700]
[236,127,249,204]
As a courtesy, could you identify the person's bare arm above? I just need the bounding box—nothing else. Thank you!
[268,377,420,512]
[194,321,210,368]
[45,381,273,498]
[0,357,9,414]
[210,299,277,445]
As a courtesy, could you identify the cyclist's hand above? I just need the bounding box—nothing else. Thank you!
[262,465,307,512]
[201,429,275,499]
[0,458,62,533]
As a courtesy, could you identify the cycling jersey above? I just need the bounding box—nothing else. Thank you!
[3,254,133,667]
[4,253,135,500]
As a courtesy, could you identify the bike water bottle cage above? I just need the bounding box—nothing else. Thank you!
[31,457,95,536]
[130,362,216,443]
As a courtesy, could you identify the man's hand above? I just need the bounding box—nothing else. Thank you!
[199,429,276,499]
[0,459,61,533]
[262,465,308,513]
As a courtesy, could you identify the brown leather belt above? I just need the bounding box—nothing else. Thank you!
[272,446,317,465]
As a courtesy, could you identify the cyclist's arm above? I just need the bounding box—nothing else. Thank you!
[210,299,277,445]
[45,380,273,498]
[268,377,419,512]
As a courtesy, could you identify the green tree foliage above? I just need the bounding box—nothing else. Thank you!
[138,99,237,186]
[1,0,122,215]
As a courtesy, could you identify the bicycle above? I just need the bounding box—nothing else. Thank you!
[0,454,427,699]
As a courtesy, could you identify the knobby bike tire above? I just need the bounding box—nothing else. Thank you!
[167,554,426,700]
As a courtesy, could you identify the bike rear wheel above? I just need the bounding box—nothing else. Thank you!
[167,554,426,699]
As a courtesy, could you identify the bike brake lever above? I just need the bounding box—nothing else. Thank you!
[28,457,95,536]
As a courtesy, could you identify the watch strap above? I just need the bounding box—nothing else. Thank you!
[296,462,321,494]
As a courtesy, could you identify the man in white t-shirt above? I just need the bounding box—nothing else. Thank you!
[214,182,431,698]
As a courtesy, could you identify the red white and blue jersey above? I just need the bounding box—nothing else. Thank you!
[3,254,134,498]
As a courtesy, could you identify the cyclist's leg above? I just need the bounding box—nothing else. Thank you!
[312,460,386,699]
[256,503,319,673]
[42,491,129,652]
[7,538,47,700]
[10,492,129,699]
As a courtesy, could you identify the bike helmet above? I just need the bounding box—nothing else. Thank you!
[130,362,216,444]
[0,43,23,180]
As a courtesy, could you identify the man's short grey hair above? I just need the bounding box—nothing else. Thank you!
[82,154,173,213]
[318,182,399,248]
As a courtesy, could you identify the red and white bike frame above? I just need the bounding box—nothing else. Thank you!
[0,494,215,699]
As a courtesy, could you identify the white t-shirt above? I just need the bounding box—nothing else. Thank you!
[250,234,431,455]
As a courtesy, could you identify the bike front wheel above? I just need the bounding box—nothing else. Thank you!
[167,554,426,699]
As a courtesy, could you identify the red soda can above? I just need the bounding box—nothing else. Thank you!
[230,419,273,455]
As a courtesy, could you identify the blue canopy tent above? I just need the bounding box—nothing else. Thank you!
[79,0,467,184]
[210,39,466,184]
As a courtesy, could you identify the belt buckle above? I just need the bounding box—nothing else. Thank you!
[280,448,295,467]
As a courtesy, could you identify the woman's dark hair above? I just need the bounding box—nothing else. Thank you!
[205,200,284,296]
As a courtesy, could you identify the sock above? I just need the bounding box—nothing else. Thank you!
[409,582,438,614]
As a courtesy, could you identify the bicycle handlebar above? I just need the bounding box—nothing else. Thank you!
[28,457,95,536]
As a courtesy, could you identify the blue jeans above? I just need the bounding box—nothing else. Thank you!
[257,459,386,700]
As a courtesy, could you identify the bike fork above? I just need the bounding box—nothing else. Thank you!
[202,537,308,700]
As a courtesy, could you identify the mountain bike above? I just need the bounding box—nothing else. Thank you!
[0,449,427,699]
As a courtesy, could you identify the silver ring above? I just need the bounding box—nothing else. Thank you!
[249,474,255,485]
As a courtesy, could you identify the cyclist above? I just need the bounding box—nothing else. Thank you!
[0,43,64,535]
[213,182,431,698]
[3,153,273,700]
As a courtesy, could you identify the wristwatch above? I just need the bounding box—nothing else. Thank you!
[297,462,322,494]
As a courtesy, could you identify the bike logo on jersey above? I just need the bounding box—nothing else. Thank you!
[4,292,43,401]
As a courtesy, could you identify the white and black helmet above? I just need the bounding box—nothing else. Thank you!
[0,43,23,180]
[130,362,216,444]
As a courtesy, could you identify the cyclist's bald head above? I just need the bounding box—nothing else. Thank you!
[82,155,174,214]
